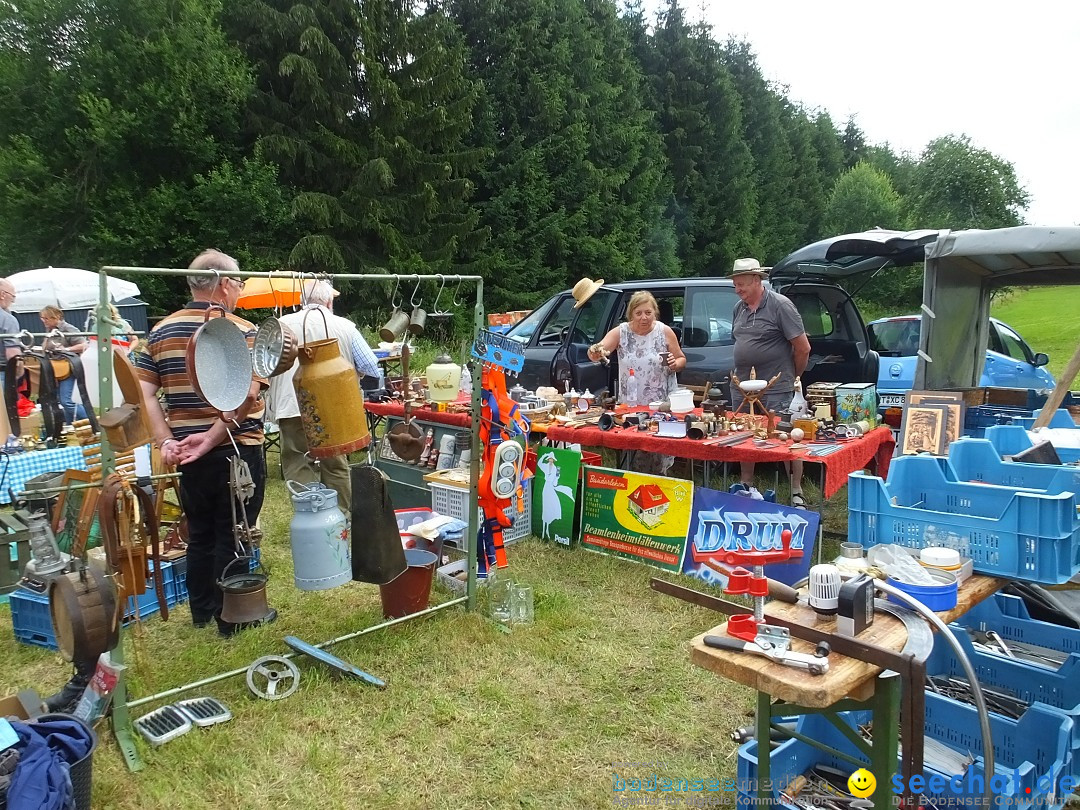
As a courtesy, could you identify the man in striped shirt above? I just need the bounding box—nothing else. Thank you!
[135,249,271,635]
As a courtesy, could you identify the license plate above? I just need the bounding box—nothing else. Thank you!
[878,394,906,407]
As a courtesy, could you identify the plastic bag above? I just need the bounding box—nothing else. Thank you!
[72,652,125,725]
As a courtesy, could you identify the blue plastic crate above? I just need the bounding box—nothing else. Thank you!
[947,438,1080,494]
[965,404,1038,437]
[928,625,1080,772]
[1013,408,1078,430]
[985,424,1080,465]
[955,592,1080,664]
[738,694,1072,806]
[10,587,58,651]
[848,455,1080,584]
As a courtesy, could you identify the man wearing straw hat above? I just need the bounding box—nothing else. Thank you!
[729,258,811,508]
[266,279,379,510]
[135,248,271,635]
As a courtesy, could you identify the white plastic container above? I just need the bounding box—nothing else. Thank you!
[669,388,694,413]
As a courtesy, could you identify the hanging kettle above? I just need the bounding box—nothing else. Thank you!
[293,308,370,458]
[287,481,351,591]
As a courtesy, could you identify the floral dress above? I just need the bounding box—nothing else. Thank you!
[618,321,678,475]
[617,321,677,406]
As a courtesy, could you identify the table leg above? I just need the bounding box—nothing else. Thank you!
[757,690,772,804]
[870,673,901,810]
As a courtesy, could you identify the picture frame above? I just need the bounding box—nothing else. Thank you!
[899,403,949,456]
[906,391,966,447]
[51,469,95,553]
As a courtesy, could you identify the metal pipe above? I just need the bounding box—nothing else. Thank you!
[873,580,994,807]
[102,266,482,283]
[126,596,468,708]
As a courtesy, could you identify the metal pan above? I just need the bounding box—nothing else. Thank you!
[252,317,298,379]
[186,306,253,413]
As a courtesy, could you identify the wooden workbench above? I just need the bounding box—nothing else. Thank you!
[692,574,1004,810]
[691,574,1003,707]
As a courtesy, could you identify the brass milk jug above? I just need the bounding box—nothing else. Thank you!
[293,310,370,458]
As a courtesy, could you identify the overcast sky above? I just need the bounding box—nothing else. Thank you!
[676,1,1079,226]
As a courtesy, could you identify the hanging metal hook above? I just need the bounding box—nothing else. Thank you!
[389,277,402,310]
[409,276,424,309]
[451,275,465,307]
[429,274,451,319]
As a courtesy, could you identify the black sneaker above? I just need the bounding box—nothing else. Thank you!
[217,608,278,638]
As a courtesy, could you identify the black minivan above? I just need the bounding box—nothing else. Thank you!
[505,276,878,400]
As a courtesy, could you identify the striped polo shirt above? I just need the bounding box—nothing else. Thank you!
[134,302,265,445]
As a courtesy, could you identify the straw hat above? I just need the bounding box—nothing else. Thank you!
[729,258,771,278]
[572,277,605,309]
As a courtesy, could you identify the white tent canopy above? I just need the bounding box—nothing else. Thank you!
[5,267,141,313]
[917,226,1080,390]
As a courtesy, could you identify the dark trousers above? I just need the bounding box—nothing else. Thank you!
[178,443,265,623]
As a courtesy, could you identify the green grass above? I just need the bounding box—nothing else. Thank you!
[4,456,826,809]
[991,287,1080,381]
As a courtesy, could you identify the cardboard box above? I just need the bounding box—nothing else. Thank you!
[0,689,46,720]
[836,383,877,427]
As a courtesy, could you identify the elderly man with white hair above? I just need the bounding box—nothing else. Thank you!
[266,279,379,510]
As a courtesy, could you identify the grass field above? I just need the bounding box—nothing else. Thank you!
[991,286,1080,381]
[1,454,844,809]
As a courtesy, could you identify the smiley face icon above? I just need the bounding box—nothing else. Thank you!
[848,768,876,798]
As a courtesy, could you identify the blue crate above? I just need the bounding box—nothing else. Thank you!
[947,438,1080,494]
[738,695,1072,806]
[928,625,1080,773]
[965,404,1038,438]
[10,587,58,651]
[955,592,1080,664]
[985,424,1080,465]
[1013,408,1078,430]
[848,455,1080,584]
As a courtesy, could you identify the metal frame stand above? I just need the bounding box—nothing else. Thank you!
[94,267,486,771]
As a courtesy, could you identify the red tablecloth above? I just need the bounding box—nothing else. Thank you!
[364,400,473,429]
[544,424,895,499]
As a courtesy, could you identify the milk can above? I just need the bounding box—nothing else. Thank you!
[287,481,352,591]
[293,309,370,457]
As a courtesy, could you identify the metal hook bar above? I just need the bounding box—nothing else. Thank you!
[451,275,465,307]
[409,276,423,308]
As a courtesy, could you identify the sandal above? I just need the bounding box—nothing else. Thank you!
[790,492,807,510]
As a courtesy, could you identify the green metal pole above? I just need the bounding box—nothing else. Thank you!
[466,279,484,611]
[95,272,144,772]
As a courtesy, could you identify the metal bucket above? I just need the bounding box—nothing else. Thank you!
[288,481,351,591]
[378,549,437,618]
[217,556,270,625]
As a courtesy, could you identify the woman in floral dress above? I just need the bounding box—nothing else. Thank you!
[588,291,686,474]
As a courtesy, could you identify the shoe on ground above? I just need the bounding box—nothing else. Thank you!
[790,492,807,510]
[217,608,278,638]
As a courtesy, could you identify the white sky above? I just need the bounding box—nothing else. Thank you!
[679,1,1080,226]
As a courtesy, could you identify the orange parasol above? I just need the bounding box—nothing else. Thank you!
[234,277,305,310]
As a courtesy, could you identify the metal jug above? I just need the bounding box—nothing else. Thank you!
[288,481,351,591]
[293,309,370,458]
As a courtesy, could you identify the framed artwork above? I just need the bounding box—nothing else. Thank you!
[899,403,948,456]
[907,391,966,446]
[52,469,95,553]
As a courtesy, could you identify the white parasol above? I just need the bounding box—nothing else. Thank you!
[5,267,141,312]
